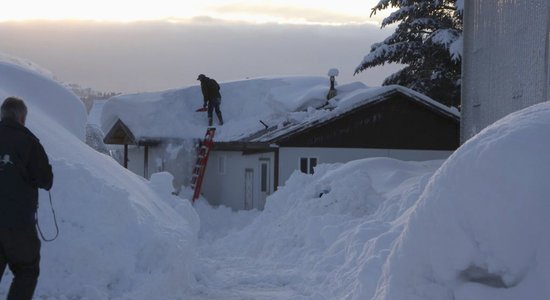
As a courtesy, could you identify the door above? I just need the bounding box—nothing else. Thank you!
[244,168,254,210]
[259,158,271,210]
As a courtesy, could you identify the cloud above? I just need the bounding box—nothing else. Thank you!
[207,3,380,25]
[0,20,402,93]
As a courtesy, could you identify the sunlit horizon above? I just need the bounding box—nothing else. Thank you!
[0,0,398,93]
[1,0,388,25]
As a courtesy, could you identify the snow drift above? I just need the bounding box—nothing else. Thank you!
[193,158,443,299]
[372,101,550,300]
[0,60,199,299]
[193,100,550,300]
[4,51,548,300]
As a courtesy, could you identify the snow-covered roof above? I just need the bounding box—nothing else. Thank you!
[239,84,460,144]
[101,76,332,142]
[100,76,458,145]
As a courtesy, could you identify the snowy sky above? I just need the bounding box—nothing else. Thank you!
[0,1,400,93]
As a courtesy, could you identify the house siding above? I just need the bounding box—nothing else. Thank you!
[278,147,453,187]
[279,96,459,150]
[203,151,275,210]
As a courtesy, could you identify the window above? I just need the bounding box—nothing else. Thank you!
[260,158,271,193]
[261,163,268,192]
[218,155,226,175]
[300,157,318,174]
[300,158,308,173]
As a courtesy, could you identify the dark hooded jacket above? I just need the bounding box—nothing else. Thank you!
[0,119,53,228]
[200,77,221,105]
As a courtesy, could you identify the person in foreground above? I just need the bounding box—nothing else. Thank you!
[0,97,53,300]
[197,74,224,126]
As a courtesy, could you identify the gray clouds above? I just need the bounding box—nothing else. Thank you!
[0,20,402,93]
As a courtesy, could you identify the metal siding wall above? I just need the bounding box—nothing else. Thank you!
[203,151,274,210]
[462,0,550,142]
[278,147,454,187]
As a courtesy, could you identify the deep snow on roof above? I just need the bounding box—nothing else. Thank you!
[99,76,459,143]
[246,84,460,143]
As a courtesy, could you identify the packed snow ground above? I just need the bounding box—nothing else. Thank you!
[191,158,443,299]
[1,56,549,300]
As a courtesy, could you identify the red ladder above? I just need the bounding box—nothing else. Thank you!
[191,128,216,203]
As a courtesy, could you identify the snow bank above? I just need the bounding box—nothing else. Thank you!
[0,60,199,299]
[195,158,443,298]
[0,62,86,140]
[193,101,549,299]
[194,201,260,243]
[372,101,550,300]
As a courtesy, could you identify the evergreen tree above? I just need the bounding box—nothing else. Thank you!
[356,0,463,107]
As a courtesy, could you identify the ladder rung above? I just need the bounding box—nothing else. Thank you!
[192,127,216,203]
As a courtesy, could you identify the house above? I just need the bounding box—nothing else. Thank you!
[202,85,459,210]
[99,76,334,188]
[461,0,550,142]
[99,77,459,211]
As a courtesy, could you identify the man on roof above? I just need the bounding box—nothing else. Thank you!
[197,74,224,126]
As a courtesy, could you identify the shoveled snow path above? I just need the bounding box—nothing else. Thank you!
[187,159,442,300]
[190,254,310,299]
[188,201,319,299]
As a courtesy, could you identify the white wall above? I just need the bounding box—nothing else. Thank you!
[203,150,275,210]
[462,0,550,142]
[125,145,451,210]
[126,145,147,178]
[278,147,453,187]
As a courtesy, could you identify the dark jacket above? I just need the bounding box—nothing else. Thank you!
[200,77,221,105]
[0,119,53,228]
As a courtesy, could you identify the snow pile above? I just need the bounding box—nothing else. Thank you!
[327,68,339,77]
[193,201,260,244]
[194,158,442,299]
[192,101,549,299]
[372,101,550,300]
[0,61,199,299]
[0,61,86,140]
[0,52,56,81]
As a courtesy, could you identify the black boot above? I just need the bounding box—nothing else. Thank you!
[208,117,213,126]
[216,112,224,125]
